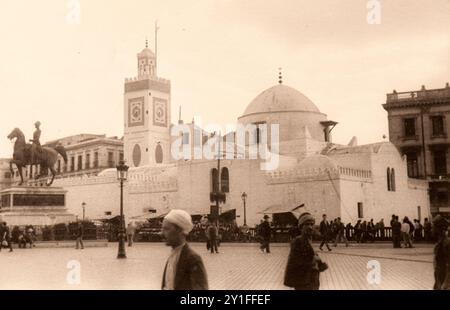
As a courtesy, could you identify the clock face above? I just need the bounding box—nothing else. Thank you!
[153,98,167,127]
[128,97,145,127]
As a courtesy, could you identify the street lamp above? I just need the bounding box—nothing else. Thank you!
[241,192,247,226]
[116,160,129,259]
[81,202,86,221]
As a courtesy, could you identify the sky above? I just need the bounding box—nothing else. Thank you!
[0,0,449,158]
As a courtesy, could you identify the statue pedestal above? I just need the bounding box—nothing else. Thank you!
[0,186,76,226]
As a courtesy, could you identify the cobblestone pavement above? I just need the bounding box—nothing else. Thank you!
[0,242,434,290]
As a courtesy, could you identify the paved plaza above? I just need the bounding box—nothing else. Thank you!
[0,242,434,290]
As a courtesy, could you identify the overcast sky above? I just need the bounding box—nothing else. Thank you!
[0,0,449,158]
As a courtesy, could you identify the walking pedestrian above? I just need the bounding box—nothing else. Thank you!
[319,214,332,251]
[391,215,402,248]
[354,220,362,243]
[361,220,368,243]
[333,218,348,247]
[75,221,84,250]
[432,215,450,290]
[284,213,328,290]
[368,219,375,242]
[161,209,208,290]
[126,222,136,247]
[378,219,385,240]
[206,220,219,254]
[0,222,13,252]
[401,217,413,248]
[414,219,423,242]
[259,215,272,253]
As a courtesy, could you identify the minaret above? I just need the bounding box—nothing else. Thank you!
[123,41,171,167]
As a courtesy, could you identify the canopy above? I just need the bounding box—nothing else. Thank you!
[259,203,305,215]
[219,209,236,222]
[130,210,158,221]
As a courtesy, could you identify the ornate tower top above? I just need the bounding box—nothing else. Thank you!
[137,40,156,79]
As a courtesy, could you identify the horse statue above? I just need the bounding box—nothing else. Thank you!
[7,128,67,186]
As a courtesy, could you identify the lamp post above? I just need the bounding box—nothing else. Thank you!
[116,160,129,259]
[241,192,247,226]
[81,202,86,221]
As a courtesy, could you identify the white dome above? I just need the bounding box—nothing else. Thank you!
[242,84,320,116]
[138,48,155,58]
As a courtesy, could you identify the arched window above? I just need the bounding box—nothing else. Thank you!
[390,168,396,191]
[211,168,219,193]
[387,167,391,191]
[221,167,229,193]
[155,144,163,164]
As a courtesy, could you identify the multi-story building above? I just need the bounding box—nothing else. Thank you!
[383,83,450,217]
[43,134,123,179]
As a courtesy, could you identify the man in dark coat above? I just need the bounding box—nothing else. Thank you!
[354,220,362,243]
[333,217,348,247]
[319,214,332,251]
[206,221,219,254]
[75,221,84,250]
[259,215,272,253]
[284,213,328,290]
[391,215,402,248]
[161,209,208,290]
[432,215,450,290]
[424,218,432,242]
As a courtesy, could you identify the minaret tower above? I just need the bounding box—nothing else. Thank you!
[123,39,171,167]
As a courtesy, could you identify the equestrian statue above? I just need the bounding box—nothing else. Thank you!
[7,122,67,186]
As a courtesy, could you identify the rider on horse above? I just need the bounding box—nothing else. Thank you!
[30,121,42,164]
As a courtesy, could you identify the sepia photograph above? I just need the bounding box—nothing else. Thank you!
[0,0,449,295]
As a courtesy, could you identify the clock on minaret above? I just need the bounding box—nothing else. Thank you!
[153,97,167,127]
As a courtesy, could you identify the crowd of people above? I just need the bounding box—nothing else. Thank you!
[317,214,434,250]
[159,209,450,291]
[0,222,36,252]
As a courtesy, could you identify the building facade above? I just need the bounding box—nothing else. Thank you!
[43,134,123,179]
[383,83,450,217]
[3,44,432,226]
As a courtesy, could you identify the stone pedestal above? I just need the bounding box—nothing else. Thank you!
[0,186,76,226]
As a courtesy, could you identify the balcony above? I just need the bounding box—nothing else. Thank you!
[429,174,450,182]
[401,134,419,142]
[386,86,450,104]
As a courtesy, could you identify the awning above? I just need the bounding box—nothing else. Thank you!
[130,209,158,220]
[259,203,305,215]
[219,209,236,222]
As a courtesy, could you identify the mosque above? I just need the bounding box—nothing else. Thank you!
[11,44,431,227]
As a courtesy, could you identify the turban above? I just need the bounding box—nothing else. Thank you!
[298,212,315,227]
[164,209,194,235]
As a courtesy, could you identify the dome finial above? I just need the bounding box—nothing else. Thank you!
[145,37,148,48]
[278,67,283,84]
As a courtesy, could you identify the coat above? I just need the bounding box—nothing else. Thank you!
[161,244,208,290]
[259,221,271,240]
[434,236,450,290]
[284,235,323,290]
[319,220,330,237]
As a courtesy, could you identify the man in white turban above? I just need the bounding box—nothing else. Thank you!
[161,209,208,290]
